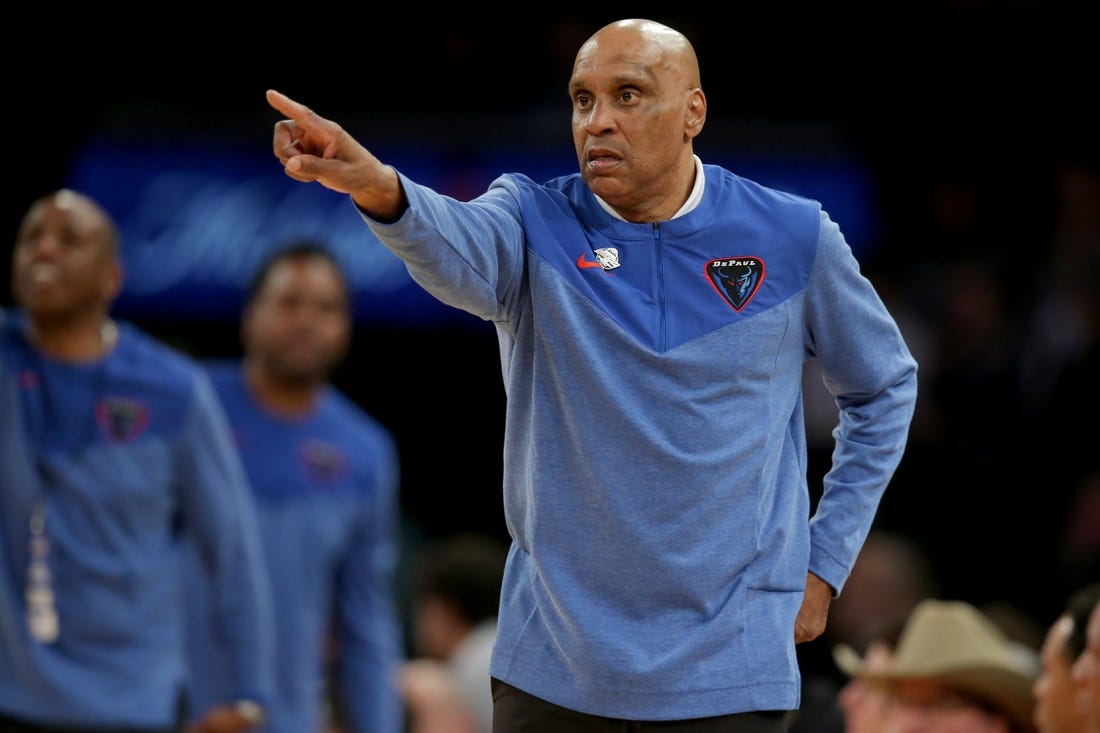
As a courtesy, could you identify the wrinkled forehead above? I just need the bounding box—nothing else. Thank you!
[571,49,673,97]
[574,29,666,74]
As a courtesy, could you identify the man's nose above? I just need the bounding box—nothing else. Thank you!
[582,99,617,134]
[23,233,62,258]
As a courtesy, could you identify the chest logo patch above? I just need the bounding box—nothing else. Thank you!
[705,257,765,312]
[95,397,150,443]
[299,439,349,486]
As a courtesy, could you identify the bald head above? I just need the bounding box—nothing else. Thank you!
[20,189,119,259]
[569,18,706,223]
[13,188,123,343]
[574,19,701,91]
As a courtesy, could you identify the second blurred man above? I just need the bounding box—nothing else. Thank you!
[182,243,405,733]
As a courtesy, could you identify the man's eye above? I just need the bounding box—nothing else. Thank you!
[620,92,636,103]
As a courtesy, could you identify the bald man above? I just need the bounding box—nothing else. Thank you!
[266,18,918,732]
[1,189,273,732]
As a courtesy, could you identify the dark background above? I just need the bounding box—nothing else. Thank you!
[6,3,1098,664]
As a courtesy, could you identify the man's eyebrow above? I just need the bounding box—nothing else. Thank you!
[570,73,651,94]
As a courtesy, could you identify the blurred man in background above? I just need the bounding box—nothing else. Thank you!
[182,242,404,733]
[1,189,273,732]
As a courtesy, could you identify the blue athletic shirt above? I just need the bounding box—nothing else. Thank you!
[0,310,274,728]
[182,361,404,733]
[360,160,918,719]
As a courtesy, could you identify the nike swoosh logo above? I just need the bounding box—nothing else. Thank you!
[576,254,603,270]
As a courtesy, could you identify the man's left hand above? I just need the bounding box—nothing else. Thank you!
[794,572,832,643]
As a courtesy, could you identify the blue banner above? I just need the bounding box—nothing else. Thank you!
[67,135,876,329]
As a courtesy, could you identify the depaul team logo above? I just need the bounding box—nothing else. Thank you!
[299,439,349,486]
[705,256,765,312]
[95,397,150,443]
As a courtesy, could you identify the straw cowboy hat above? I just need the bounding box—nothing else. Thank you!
[832,599,1040,729]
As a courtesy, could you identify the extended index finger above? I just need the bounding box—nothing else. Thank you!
[268,89,325,160]
[266,88,309,120]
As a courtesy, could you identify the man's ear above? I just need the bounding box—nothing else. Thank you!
[685,89,707,141]
[101,260,124,302]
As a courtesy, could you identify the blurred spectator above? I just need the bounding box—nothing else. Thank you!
[1071,594,1100,732]
[182,243,404,733]
[1034,583,1100,733]
[831,616,906,733]
[402,532,508,733]
[0,189,273,731]
[850,598,1040,733]
[400,659,481,733]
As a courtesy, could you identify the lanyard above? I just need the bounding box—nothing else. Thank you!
[25,504,59,643]
[9,317,118,644]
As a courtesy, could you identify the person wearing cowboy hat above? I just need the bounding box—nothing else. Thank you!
[835,598,1041,733]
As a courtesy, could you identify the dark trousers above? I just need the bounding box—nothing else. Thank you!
[491,678,789,733]
[0,712,180,733]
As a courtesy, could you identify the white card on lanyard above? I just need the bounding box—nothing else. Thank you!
[26,505,59,643]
